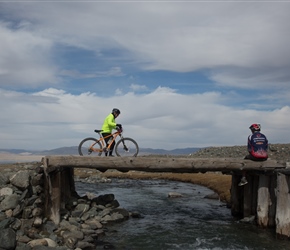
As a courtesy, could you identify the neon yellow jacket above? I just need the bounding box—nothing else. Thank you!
[101,113,117,133]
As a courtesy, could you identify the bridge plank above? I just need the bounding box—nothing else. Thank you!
[43,156,286,173]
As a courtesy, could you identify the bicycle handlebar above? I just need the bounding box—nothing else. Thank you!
[116,126,123,133]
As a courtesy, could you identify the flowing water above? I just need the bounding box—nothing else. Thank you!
[75,179,290,250]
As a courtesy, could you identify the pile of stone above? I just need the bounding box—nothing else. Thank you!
[190,145,247,158]
[0,164,131,250]
[189,143,290,162]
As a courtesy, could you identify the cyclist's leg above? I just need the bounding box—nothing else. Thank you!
[109,140,115,156]
[101,133,113,156]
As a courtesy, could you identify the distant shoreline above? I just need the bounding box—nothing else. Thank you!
[0,153,43,163]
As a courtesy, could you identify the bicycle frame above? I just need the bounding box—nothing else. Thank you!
[92,130,122,153]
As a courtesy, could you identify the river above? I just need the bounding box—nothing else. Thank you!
[75,178,290,250]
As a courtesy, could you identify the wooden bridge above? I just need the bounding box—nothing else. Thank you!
[42,156,290,239]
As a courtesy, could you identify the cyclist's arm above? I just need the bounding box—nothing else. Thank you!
[107,115,117,129]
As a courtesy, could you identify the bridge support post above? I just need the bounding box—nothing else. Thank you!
[232,173,277,228]
[231,173,259,218]
[275,173,290,238]
[256,174,277,228]
[268,175,277,227]
[43,163,76,225]
[243,175,257,218]
[230,174,243,217]
[257,175,270,227]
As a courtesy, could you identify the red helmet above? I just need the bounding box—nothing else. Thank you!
[249,123,261,131]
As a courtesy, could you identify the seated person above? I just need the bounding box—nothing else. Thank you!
[239,123,268,186]
[245,123,268,161]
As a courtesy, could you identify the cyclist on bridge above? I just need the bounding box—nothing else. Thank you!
[245,123,268,161]
[101,108,122,157]
[239,123,268,186]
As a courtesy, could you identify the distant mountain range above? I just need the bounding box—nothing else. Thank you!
[0,146,201,156]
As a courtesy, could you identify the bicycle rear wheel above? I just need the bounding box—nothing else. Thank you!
[78,137,102,156]
[115,137,139,157]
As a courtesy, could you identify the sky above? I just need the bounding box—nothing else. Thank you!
[0,0,290,151]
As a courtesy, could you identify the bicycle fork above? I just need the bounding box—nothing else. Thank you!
[119,135,129,151]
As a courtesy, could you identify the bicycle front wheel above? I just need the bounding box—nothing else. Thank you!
[78,137,102,156]
[115,137,139,157]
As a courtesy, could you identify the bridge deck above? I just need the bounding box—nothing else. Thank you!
[42,155,287,174]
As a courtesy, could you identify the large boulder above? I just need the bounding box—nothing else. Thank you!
[0,228,16,250]
[0,194,20,211]
[9,171,30,190]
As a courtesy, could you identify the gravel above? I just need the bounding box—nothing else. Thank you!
[189,143,290,162]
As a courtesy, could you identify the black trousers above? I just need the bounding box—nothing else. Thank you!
[102,133,115,156]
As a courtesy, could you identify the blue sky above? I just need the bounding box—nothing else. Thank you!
[0,1,290,151]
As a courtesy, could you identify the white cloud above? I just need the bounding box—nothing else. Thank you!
[210,67,290,90]
[130,84,148,92]
[1,2,290,151]
[1,87,289,150]
[1,2,290,89]
[60,67,125,78]
[114,88,123,95]
[0,22,58,88]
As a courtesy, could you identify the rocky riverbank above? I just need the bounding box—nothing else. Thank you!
[0,163,134,250]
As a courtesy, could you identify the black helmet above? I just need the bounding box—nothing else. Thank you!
[112,108,121,115]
